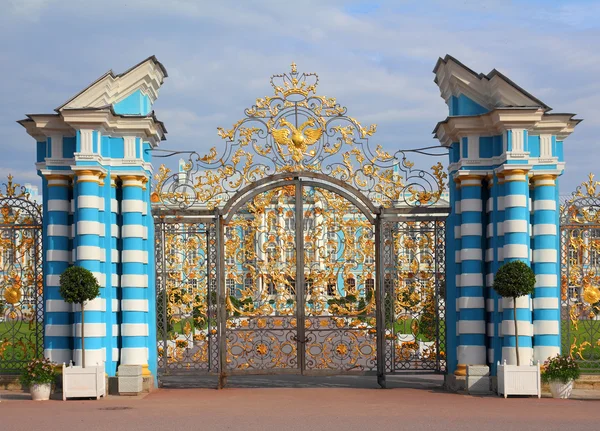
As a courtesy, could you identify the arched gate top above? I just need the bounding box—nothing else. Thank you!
[151,63,446,212]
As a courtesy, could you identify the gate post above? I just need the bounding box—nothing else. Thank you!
[20,57,167,381]
[433,55,580,379]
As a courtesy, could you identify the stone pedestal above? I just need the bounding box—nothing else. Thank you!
[118,365,143,396]
[467,365,492,395]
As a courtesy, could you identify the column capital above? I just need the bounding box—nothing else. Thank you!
[44,173,72,188]
[120,174,147,188]
[503,169,529,183]
[456,174,483,188]
[75,169,103,183]
[531,174,557,187]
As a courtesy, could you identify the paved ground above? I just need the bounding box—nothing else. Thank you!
[1,376,598,431]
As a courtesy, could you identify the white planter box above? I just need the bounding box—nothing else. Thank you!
[497,360,541,398]
[62,362,106,400]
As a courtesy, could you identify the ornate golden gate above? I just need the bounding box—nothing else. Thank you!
[0,176,43,374]
[560,174,600,372]
[152,64,448,386]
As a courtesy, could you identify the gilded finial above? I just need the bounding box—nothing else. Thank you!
[291,62,297,74]
[0,174,28,199]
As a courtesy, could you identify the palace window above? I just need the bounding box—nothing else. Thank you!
[304,217,315,231]
[284,214,295,231]
[244,274,253,291]
[326,230,337,261]
[266,276,276,295]
[226,278,236,296]
[267,243,277,262]
[285,247,295,263]
[327,279,337,296]
[345,277,356,294]
[365,278,375,295]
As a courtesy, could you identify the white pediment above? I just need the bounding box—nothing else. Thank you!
[57,56,167,112]
[434,55,549,111]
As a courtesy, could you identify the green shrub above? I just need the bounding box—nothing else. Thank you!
[541,354,581,384]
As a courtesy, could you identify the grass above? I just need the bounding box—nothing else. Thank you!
[563,319,600,372]
[0,321,41,373]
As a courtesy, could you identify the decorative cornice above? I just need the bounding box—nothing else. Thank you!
[20,108,165,148]
[434,108,580,147]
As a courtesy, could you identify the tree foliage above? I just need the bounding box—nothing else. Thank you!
[59,266,100,305]
[493,260,535,300]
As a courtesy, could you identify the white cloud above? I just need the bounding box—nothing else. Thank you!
[5,0,55,21]
[1,0,600,194]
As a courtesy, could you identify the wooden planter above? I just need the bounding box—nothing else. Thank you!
[497,360,541,398]
[62,362,106,400]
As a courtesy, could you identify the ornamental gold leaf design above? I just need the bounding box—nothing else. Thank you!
[152,63,446,211]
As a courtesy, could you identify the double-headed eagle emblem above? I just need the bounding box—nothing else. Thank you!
[271,117,323,163]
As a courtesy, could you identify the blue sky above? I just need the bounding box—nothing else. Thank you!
[1,0,599,195]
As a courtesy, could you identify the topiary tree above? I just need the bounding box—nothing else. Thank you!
[59,266,100,368]
[493,260,536,366]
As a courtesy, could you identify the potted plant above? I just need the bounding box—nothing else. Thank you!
[542,354,581,399]
[59,266,105,400]
[493,260,541,398]
[21,357,56,400]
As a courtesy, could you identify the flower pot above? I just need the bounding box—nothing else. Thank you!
[549,380,574,399]
[30,383,52,401]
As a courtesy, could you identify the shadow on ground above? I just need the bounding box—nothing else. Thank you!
[159,374,445,390]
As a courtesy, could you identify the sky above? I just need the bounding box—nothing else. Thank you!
[1,0,600,196]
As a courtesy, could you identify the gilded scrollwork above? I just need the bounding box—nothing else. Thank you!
[382,219,446,372]
[560,173,600,371]
[0,175,43,373]
[152,63,446,210]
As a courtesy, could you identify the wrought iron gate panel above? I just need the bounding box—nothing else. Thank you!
[302,186,377,372]
[151,63,449,381]
[382,218,446,373]
[224,186,299,372]
[560,175,600,372]
[155,219,218,374]
[0,176,43,374]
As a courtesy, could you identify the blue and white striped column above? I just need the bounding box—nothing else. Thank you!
[74,169,106,366]
[457,175,486,365]
[531,174,560,362]
[501,169,533,365]
[446,177,459,374]
[490,173,505,371]
[484,176,495,368]
[44,174,73,364]
[120,174,150,367]
[110,175,120,369]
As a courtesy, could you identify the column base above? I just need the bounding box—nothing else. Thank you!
[454,364,467,376]
[466,365,492,395]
